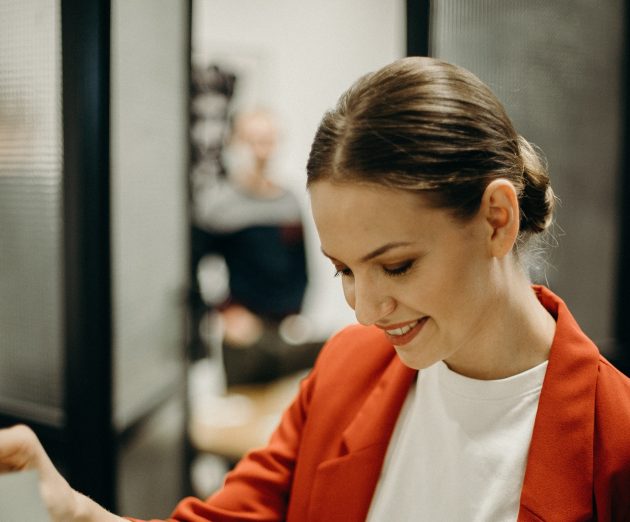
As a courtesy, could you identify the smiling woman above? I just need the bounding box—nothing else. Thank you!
[304,58,629,521]
[0,56,629,522]
[306,58,557,381]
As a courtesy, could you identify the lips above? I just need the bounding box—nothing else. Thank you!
[380,317,428,346]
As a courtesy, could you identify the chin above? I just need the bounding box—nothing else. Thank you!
[393,346,440,371]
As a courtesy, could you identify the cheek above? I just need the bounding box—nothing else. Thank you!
[432,255,489,317]
[342,279,356,310]
[405,257,472,316]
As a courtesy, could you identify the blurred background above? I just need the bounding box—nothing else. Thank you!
[0,0,628,518]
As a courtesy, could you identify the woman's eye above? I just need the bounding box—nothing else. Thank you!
[333,266,353,278]
[383,261,413,276]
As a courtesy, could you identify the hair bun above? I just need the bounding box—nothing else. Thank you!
[517,135,555,234]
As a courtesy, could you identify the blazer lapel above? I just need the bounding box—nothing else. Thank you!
[307,354,416,522]
[518,287,599,521]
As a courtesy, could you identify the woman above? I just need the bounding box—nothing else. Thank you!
[0,57,629,521]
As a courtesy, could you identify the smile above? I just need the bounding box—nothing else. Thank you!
[385,321,418,336]
[380,317,428,346]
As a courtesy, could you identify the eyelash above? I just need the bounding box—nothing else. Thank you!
[384,261,413,276]
[333,267,352,278]
[333,261,414,278]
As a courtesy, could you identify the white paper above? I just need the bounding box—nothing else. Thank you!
[0,470,51,522]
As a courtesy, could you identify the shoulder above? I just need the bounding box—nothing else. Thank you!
[594,356,630,435]
[269,187,304,223]
[595,355,630,417]
[593,356,630,510]
[597,355,630,390]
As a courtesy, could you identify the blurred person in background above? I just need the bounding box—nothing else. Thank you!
[191,108,318,386]
[1,57,629,521]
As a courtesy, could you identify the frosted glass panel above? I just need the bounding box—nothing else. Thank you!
[0,0,64,424]
[111,0,189,430]
[431,0,623,345]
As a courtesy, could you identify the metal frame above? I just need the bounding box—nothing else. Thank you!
[615,1,630,375]
[406,0,431,56]
[61,0,114,509]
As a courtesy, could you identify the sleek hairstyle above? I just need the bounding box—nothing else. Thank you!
[306,57,555,243]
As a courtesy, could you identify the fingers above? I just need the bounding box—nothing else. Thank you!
[0,425,79,522]
[0,425,126,521]
[0,424,41,472]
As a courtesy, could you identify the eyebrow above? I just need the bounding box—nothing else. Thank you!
[321,241,414,263]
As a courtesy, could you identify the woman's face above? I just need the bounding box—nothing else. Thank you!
[310,180,501,370]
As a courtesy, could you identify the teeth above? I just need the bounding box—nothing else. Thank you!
[386,320,418,336]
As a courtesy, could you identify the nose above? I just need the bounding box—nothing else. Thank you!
[351,279,396,326]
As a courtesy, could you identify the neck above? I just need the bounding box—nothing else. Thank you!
[444,265,556,380]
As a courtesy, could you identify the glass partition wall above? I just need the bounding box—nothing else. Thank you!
[0,0,65,433]
[430,0,624,350]
[0,0,191,517]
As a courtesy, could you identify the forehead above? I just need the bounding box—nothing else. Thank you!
[310,181,459,256]
[311,181,420,220]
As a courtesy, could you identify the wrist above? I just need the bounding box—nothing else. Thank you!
[72,491,124,522]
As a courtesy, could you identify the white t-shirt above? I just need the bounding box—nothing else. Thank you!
[366,359,548,522]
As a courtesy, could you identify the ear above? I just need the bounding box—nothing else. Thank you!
[480,179,520,258]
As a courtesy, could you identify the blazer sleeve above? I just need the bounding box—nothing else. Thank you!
[126,368,316,522]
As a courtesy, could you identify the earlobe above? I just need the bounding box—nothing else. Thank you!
[481,179,520,258]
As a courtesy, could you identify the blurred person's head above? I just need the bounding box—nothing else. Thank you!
[230,109,279,169]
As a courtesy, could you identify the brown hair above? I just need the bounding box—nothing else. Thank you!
[306,57,555,239]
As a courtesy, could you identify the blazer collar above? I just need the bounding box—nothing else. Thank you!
[518,286,599,520]
[342,345,417,453]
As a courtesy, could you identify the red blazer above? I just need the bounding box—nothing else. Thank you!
[130,287,630,522]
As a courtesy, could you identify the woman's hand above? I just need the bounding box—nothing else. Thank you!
[0,424,124,522]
